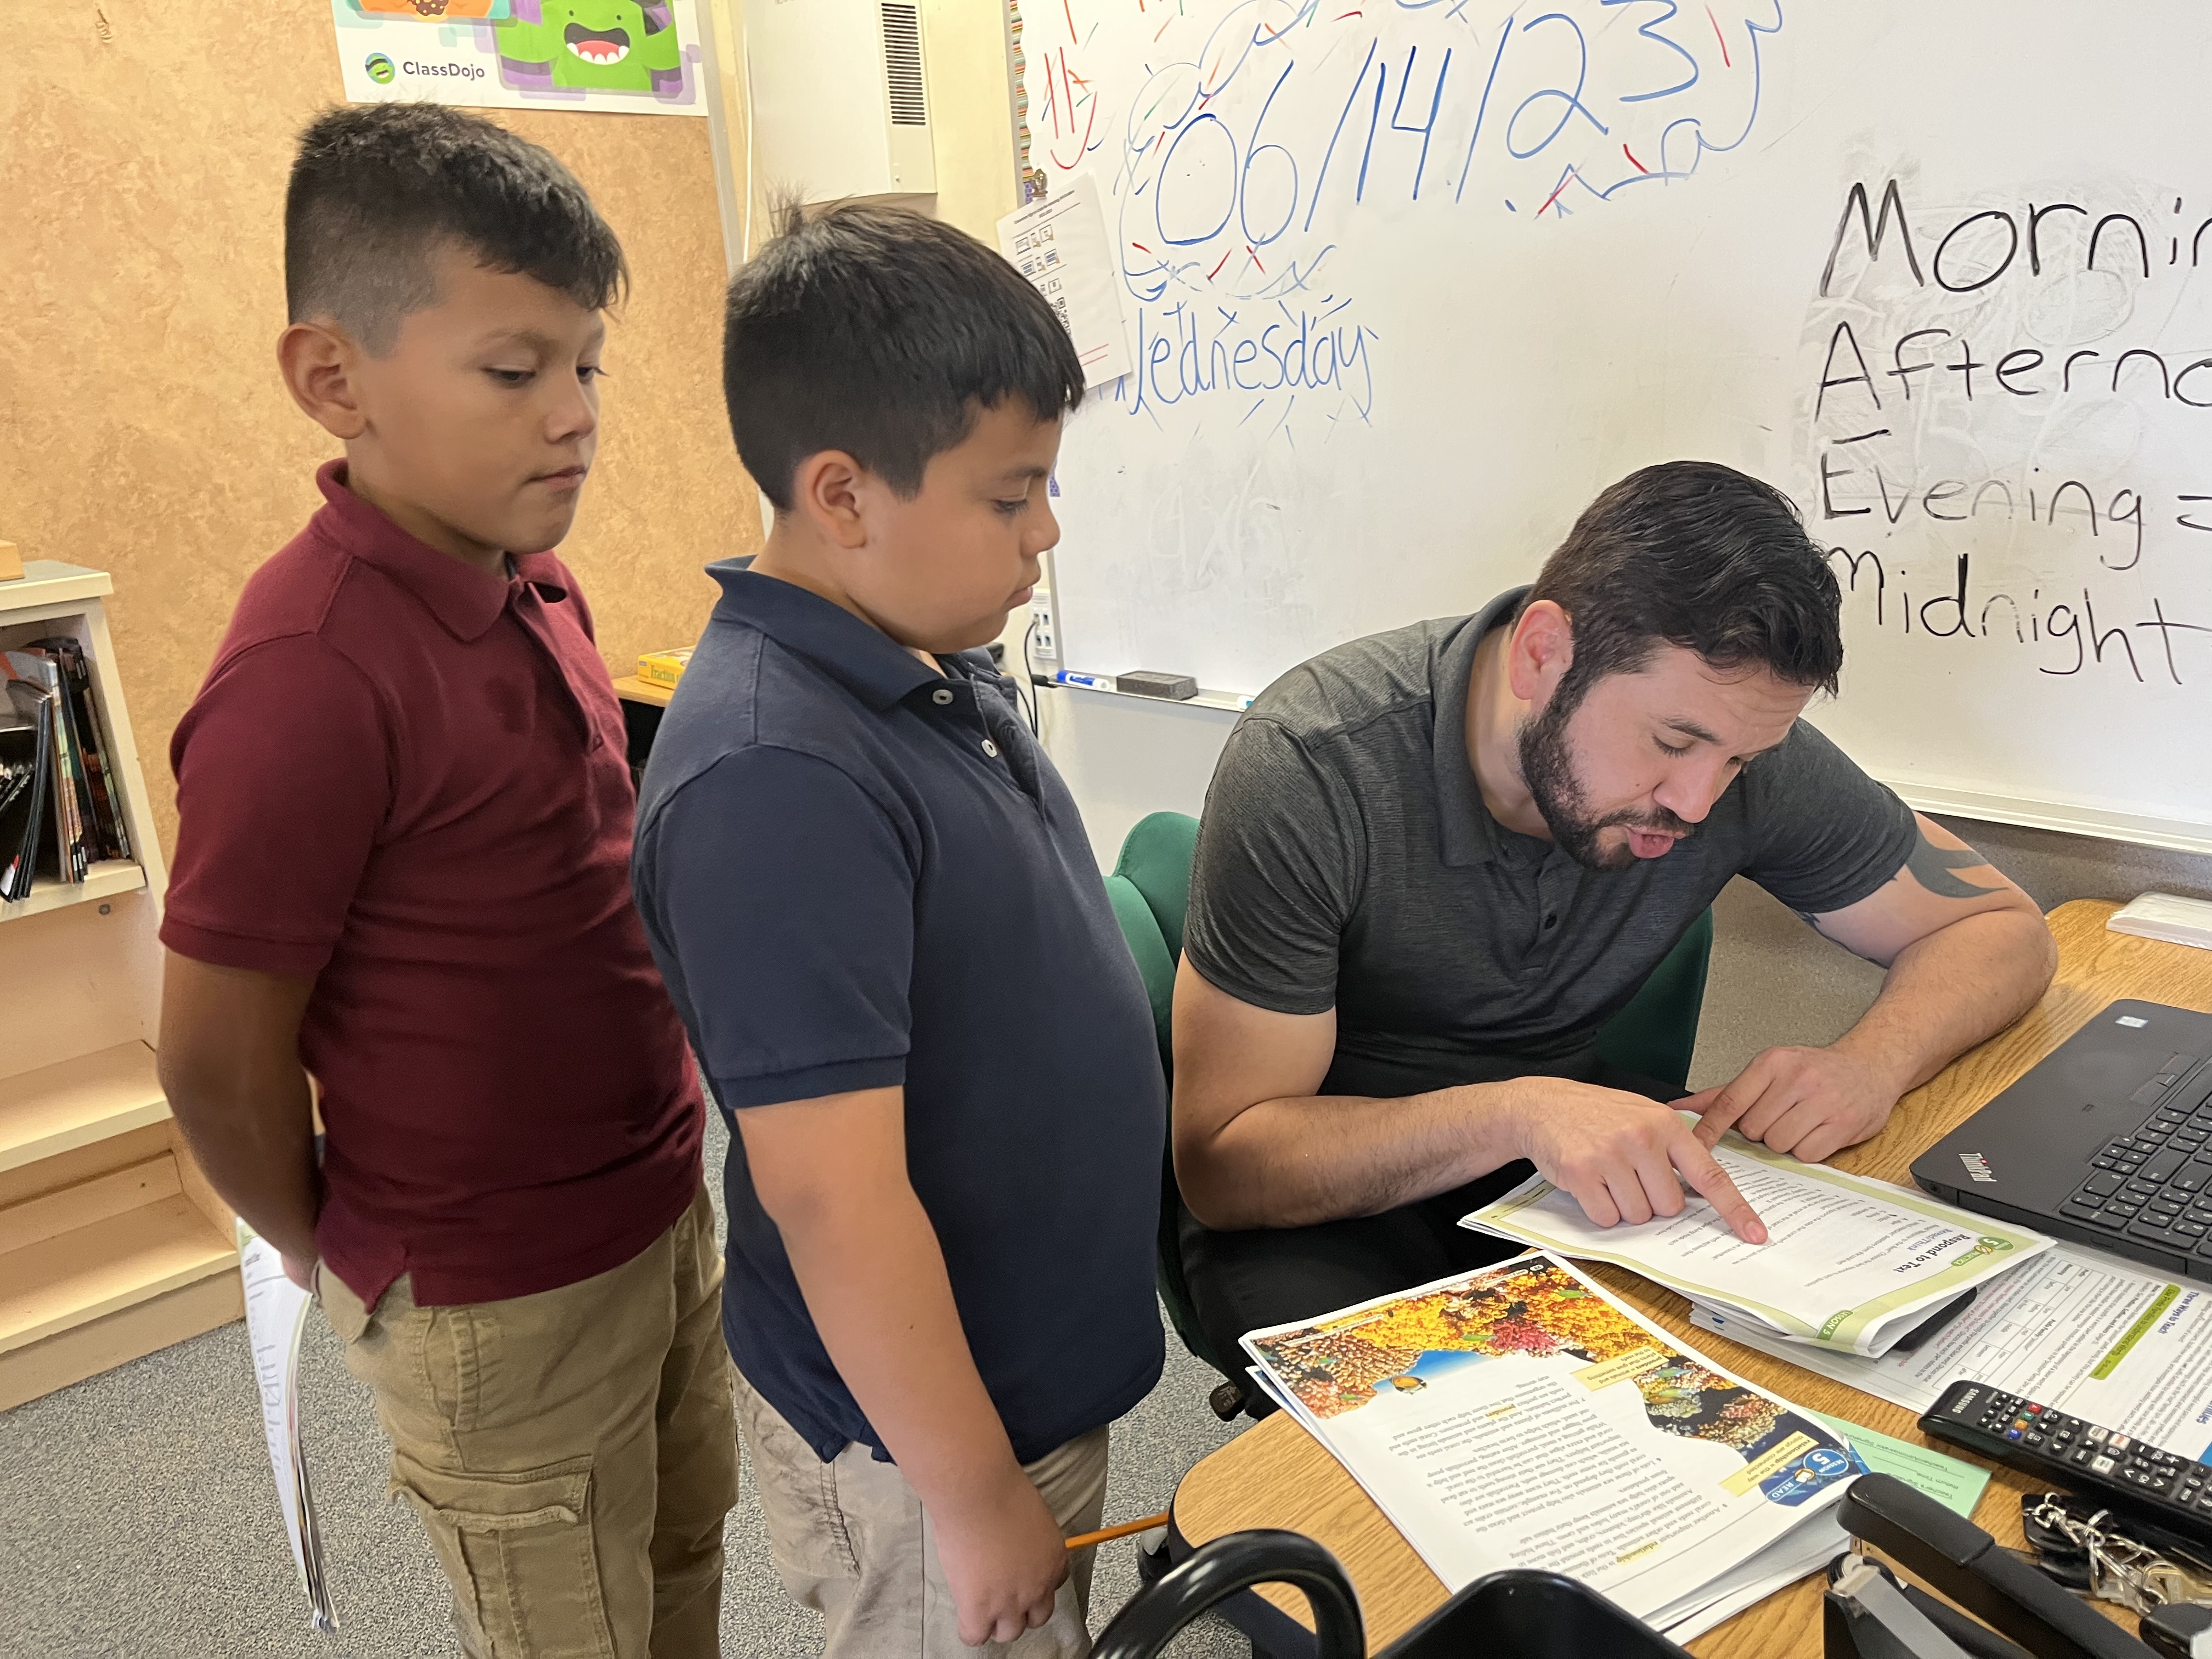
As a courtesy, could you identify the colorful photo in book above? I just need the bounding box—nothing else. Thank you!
[1246,1255,1864,1508]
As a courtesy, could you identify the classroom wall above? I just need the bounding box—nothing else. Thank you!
[4,0,757,861]
[701,0,1017,263]
[919,0,1020,239]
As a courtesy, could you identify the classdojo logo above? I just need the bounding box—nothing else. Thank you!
[365,53,397,83]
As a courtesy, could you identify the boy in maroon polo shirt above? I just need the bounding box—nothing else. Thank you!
[155,105,735,1657]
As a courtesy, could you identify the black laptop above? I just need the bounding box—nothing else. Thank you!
[1913,999,2212,1282]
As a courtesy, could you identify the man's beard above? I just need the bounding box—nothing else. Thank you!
[1516,688,1698,872]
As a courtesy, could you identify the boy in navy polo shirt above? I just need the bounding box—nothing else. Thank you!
[157,106,735,1656]
[631,204,1165,1657]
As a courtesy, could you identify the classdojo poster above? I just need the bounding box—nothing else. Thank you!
[331,0,707,116]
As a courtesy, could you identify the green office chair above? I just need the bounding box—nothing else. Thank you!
[1595,906,1713,1090]
[1103,810,1714,1385]
[1102,812,1211,1369]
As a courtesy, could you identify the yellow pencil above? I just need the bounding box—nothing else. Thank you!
[1064,1510,1171,1551]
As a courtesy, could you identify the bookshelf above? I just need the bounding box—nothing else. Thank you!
[0,561,240,1411]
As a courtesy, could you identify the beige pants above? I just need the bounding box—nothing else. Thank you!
[321,1184,740,1659]
[732,1361,1110,1658]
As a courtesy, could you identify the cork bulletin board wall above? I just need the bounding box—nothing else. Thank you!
[4,0,760,860]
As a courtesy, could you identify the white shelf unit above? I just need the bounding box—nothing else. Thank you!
[0,561,240,1412]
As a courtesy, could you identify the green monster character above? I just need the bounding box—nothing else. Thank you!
[498,0,678,93]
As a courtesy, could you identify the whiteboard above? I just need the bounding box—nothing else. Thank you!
[1025,1,2212,850]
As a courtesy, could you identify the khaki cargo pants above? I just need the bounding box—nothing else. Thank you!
[321,1185,739,1658]
[732,1361,1110,1658]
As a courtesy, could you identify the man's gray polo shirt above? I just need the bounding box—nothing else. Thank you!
[1184,586,1918,1104]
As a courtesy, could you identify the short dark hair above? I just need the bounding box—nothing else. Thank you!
[1526,461,1844,708]
[723,200,1085,510]
[285,104,626,353]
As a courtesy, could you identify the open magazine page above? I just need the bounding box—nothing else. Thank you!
[1240,1252,1864,1632]
[1461,1130,2051,1355]
[1693,1242,2212,1460]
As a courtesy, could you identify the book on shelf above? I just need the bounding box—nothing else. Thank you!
[1,640,132,901]
[26,636,130,861]
[0,678,52,902]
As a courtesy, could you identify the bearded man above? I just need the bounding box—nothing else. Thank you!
[1169,460,2055,1403]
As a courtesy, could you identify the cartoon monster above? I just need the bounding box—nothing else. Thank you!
[497,0,680,93]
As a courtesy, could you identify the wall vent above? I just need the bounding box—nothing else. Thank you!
[882,3,927,126]
[744,0,935,199]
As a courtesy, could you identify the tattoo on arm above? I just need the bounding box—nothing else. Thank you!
[1904,830,2002,900]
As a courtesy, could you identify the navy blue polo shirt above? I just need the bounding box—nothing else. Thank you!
[631,565,1166,1465]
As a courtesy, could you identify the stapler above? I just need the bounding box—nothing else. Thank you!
[1827,1474,2158,1659]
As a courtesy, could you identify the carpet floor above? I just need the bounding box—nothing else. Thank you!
[0,1109,1252,1658]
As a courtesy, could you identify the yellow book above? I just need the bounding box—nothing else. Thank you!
[636,647,692,690]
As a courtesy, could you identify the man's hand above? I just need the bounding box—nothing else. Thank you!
[930,1468,1069,1646]
[1684,1045,1904,1165]
[1692,816,2053,1167]
[1508,1080,1767,1243]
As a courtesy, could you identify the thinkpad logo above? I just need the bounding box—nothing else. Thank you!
[1959,1152,1997,1184]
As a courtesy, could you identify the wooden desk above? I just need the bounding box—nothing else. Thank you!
[1172,899,2212,1656]
[613,673,675,708]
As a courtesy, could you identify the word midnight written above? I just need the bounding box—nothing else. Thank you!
[1823,547,2210,687]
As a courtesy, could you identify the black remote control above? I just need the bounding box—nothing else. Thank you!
[1920,1379,2212,1548]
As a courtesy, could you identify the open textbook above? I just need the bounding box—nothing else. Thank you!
[1692,1242,2212,1463]
[1240,1253,1863,1640]
[1461,1130,2052,1357]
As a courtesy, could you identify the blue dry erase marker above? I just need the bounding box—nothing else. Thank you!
[1055,670,1113,689]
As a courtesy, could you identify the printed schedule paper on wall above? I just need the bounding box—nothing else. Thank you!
[997,177,1133,390]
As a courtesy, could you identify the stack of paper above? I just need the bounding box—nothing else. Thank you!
[1241,1252,1865,1641]
[2109,893,2212,951]
[1692,1240,2212,1464]
[238,1224,339,1634]
[1461,1130,2053,1357]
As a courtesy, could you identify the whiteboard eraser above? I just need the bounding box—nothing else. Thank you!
[1116,670,1198,700]
[2109,893,2212,952]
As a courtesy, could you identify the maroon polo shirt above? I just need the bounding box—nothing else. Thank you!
[162,461,702,1307]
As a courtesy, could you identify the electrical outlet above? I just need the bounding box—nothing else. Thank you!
[1029,591,1059,665]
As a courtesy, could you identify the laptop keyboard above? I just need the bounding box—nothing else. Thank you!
[2061,1054,2212,1256]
